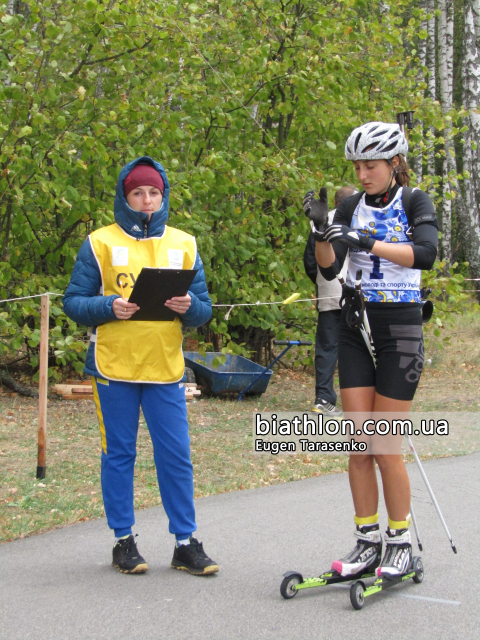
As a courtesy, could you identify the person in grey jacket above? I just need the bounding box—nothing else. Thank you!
[303,187,355,414]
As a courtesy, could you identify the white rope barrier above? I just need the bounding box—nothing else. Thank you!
[212,296,335,308]
[0,285,477,318]
[0,292,64,304]
[0,291,336,323]
[0,292,329,308]
[0,288,476,311]
[212,296,339,320]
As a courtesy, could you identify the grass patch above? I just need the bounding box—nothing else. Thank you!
[1,311,479,543]
[414,310,480,412]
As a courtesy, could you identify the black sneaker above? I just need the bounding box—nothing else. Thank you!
[171,537,219,575]
[312,398,343,416]
[331,525,382,577]
[112,534,148,574]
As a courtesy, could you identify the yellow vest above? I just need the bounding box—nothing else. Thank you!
[89,223,196,383]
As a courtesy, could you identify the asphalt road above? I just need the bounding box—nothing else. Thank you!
[1,453,478,640]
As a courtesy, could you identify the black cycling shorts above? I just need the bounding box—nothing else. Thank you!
[338,304,424,401]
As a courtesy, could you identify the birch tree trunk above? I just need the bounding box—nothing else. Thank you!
[426,0,436,182]
[472,0,480,47]
[460,0,480,297]
[411,8,428,183]
[438,0,455,263]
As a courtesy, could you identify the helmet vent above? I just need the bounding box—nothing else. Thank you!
[371,129,388,139]
[382,141,399,153]
[354,132,362,152]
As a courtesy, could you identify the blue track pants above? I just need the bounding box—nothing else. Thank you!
[91,378,196,539]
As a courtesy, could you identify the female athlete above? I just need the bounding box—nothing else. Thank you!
[304,122,438,578]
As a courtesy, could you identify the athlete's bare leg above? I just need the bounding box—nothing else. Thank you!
[341,387,378,517]
[341,388,412,523]
[373,393,412,522]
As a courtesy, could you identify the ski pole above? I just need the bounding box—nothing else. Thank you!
[409,502,423,552]
[405,434,457,554]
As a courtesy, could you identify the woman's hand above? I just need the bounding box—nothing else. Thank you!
[165,293,191,315]
[324,224,376,252]
[112,297,140,320]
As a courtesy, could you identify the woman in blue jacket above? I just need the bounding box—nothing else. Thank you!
[64,157,218,576]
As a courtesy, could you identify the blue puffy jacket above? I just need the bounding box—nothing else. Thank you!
[63,156,212,377]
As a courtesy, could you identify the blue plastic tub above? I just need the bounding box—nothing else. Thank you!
[184,352,273,395]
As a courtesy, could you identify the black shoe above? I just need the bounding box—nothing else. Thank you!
[171,537,219,575]
[112,534,148,574]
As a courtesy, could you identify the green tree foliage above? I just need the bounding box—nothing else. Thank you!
[0,0,468,373]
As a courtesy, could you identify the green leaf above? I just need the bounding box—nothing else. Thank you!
[18,126,33,137]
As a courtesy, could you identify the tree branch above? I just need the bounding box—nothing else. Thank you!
[47,218,85,256]
[70,38,153,77]
[0,369,38,398]
[21,208,42,245]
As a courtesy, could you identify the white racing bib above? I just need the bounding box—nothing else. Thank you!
[346,189,421,303]
[167,249,184,269]
[111,246,129,266]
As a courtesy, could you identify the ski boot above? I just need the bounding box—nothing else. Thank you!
[349,528,424,610]
[376,527,412,578]
[331,523,382,577]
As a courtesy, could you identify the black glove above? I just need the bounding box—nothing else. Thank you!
[303,187,329,241]
[324,224,376,252]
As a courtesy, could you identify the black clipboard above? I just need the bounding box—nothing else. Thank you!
[127,268,198,321]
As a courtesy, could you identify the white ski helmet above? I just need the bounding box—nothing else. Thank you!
[345,122,408,161]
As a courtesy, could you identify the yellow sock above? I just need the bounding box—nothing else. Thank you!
[388,513,411,530]
[354,513,379,527]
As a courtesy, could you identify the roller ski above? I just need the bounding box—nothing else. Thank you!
[349,527,424,610]
[280,524,381,600]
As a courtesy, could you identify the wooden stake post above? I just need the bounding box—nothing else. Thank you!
[37,294,49,479]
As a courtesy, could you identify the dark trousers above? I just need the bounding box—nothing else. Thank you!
[315,309,341,405]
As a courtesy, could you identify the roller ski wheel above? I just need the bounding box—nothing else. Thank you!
[348,556,424,610]
[412,556,424,584]
[350,581,365,610]
[280,572,303,599]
